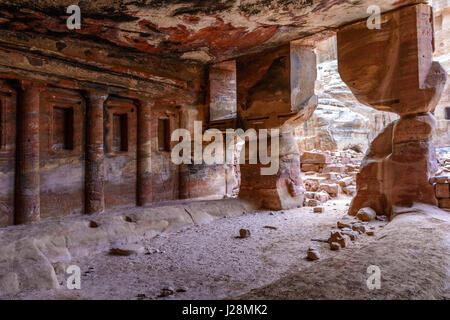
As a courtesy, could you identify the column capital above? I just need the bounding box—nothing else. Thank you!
[19,80,46,92]
[85,90,108,102]
[137,99,154,108]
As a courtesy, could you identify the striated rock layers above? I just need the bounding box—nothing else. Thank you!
[337,4,447,219]
[433,2,450,148]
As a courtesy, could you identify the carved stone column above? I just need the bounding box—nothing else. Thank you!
[85,91,107,214]
[15,80,45,224]
[137,100,153,206]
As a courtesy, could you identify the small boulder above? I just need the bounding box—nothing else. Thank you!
[343,185,356,196]
[239,229,251,238]
[307,248,320,260]
[109,248,133,256]
[158,287,175,298]
[351,223,366,234]
[330,242,340,250]
[329,231,350,248]
[319,183,340,197]
[356,207,376,221]
[337,177,354,188]
[337,221,351,229]
[88,220,99,228]
[314,191,330,202]
[313,207,324,213]
[306,199,319,207]
[109,244,145,256]
[301,151,331,164]
[341,229,358,241]
[305,192,315,199]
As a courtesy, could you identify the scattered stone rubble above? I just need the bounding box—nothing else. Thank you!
[431,149,450,209]
[326,216,380,250]
[430,175,450,209]
[301,150,362,210]
[307,211,386,258]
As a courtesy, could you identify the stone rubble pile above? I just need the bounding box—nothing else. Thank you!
[301,150,363,209]
[327,216,378,251]
[431,149,450,209]
[430,176,450,209]
[435,149,450,175]
[307,210,384,260]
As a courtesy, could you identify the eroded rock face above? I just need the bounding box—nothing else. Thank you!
[236,44,317,210]
[349,113,439,218]
[295,59,398,153]
[338,4,447,117]
[239,131,305,210]
[338,4,447,219]
[433,2,450,148]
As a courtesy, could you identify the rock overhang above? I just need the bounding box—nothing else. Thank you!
[0,0,424,63]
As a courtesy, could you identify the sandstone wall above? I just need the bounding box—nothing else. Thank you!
[0,45,209,226]
[150,106,181,203]
[39,88,86,219]
[433,2,450,148]
[103,98,138,210]
[0,82,16,226]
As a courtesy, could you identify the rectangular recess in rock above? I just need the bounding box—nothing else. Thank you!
[52,106,74,151]
[39,88,84,219]
[0,82,16,226]
[41,89,84,157]
[103,97,137,209]
[209,60,237,121]
[158,118,171,152]
[104,98,136,156]
[152,106,179,202]
[113,113,128,153]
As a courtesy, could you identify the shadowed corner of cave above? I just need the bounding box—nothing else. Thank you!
[0,0,449,301]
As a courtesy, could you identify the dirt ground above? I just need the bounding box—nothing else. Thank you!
[3,196,449,300]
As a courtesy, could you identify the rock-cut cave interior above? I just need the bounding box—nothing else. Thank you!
[0,0,449,301]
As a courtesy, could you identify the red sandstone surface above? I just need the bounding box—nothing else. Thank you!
[0,0,448,301]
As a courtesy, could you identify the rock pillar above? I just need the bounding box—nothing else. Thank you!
[236,43,317,209]
[15,81,45,224]
[137,100,153,206]
[85,91,107,214]
[239,128,305,210]
[337,4,447,219]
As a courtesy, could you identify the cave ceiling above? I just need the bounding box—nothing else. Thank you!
[0,0,421,63]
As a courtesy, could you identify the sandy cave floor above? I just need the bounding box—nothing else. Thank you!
[4,196,450,300]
